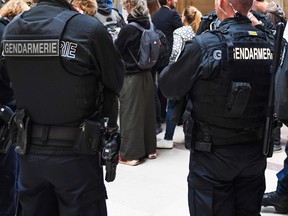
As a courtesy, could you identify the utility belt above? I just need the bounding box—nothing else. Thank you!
[11,109,104,155]
[11,109,121,182]
[184,116,263,152]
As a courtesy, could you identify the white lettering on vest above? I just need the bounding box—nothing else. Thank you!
[233,47,273,60]
[60,41,77,58]
[3,40,59,56]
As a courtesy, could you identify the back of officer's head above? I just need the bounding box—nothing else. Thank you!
[230,0,253,14]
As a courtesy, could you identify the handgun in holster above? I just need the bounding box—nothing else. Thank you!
[183,116,194,150]
[101,132,121,182]
[14,109,30,155]
[182,99,195,151]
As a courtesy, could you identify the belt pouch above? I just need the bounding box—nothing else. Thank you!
[14,109,30,155]
[226,82,251,115]
[74,119,102,155]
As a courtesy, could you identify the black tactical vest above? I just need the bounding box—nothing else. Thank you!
[191,24,273,143]
[3,11,98,125]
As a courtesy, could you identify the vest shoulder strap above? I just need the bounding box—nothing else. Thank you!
[54,10,80,38]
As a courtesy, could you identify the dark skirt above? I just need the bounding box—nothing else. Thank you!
[119,72,156,160]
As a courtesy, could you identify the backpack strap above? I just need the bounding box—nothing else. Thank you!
[127,21,156,69]
[127,22,145,67]
[128,21,154,31]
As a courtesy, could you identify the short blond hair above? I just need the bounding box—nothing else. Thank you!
[0,0,30,19]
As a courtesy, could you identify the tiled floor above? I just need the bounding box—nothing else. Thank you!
[105,125,288,216]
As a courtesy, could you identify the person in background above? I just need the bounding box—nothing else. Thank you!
[169,6,202,63]
[0,1,30,216]
[146,0,161,135]
[115,0,157,166]
[251,0,286,26]
[71,0,97,15]
[95,0,125,42]
[146,0,159,16]
[106,0,114,8]
[159,0,275,214]
[157,5,202,149]
[0,0,30,18]
[152,0,182,148]
[0,0,125,215]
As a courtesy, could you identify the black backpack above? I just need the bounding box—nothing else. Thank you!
[155,29,170,68]
[128,22,161,70]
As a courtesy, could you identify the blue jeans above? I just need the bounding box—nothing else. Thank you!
[164,100,176,140]
[276,143,288,195]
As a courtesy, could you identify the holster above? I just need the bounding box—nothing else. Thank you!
[14,109,30,155]
[183,116,194,150]
[74,118,104,155]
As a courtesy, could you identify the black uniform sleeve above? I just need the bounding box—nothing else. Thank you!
[0,22,14,105]
[92,23,125,95]
[158,39,202,100]
[0,54,14,105]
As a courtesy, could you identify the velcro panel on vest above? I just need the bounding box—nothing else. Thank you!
[192,77,270,129]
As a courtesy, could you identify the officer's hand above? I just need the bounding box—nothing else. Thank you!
[247,12,263,27]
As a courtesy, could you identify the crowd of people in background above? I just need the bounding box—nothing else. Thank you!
[0,0,287,215]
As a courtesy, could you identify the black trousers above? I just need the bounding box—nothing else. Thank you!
[188,142,266,216]
[0,146,17,216]
[17,154,107,216]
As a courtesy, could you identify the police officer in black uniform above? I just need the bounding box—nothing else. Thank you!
[159,0,274,215]
[0,0,125,215]
[0,16,17,216]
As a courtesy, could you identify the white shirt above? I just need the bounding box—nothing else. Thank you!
[170,25,195,63]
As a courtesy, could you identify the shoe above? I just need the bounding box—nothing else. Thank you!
[119,156,140,166]
[148,153,157,159]
[262,191,288,214]
[273,143,282,152]
[157,139,173,149]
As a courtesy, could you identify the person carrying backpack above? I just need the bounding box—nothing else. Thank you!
[95,0,126,41]
[115,0,158,166]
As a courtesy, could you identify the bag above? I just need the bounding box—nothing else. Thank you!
[95,8,125,41]
[128,22,161,70]
[155,29,170,68]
